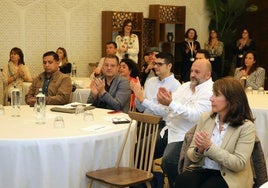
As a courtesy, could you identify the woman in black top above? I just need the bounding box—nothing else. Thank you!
[179,28,201,82]
[56,47,72,75]
[234,29,256,67]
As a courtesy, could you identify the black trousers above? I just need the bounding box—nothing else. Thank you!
[175,168,228,188]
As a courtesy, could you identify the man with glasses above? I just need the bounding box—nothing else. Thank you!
[131,52,181,114]
[87,54,131,113]
[130,52,181,187]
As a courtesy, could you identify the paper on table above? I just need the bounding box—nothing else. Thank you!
[104,116,129,122]
[80,125,111,132]
[56,102,92,109]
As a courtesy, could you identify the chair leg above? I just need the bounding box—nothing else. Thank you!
[145,182,152,188]
[87,179,93,188]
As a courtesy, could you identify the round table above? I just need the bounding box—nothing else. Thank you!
[0,105,134,188]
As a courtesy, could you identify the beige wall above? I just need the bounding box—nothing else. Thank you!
[0,0,209,77]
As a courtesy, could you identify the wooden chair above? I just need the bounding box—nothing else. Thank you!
[86,111,162,188]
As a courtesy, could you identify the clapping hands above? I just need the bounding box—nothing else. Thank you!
[90,77,106,97]
[194,131,212,154]
[157,87,172,106]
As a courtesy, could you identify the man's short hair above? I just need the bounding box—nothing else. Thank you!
[196,49,210,59]
[155,52,174,65]
[106,41,117,48]
[145,46,160,54]
[105,54,119,65]
[43,51,59,61]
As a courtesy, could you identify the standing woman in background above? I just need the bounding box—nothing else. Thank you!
[234,29,256,68]
[179,28,201,82]
[56,47,72,75]
[115,19,139,63]
[2,47,32,105]
[204,29,224,78]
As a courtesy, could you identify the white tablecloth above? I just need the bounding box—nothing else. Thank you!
[247,91,268,170]
[72,88,91,103]
[71,77,91,103]
[0,105,134,188]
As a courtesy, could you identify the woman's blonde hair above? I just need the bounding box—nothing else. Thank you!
[57,47,68,66]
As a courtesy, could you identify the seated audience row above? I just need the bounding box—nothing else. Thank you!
[2,47,72,106]
[1,45,264,114]
[131,55,213,187]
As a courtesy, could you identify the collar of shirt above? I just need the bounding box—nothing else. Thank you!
[203,114,229,170]
[215,114,229,134]
[194,78,213,93]
[157,73,176,83]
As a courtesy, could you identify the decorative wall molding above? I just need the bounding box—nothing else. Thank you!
[56,0,80,9]
[12,0,36,7]
[0,0,208,79]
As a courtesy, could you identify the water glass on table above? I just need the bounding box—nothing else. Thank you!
[257,87,265,94]
[54,116,65,128]
[246,86,253,94]
[83,110,94,122]
[75,104,85,117]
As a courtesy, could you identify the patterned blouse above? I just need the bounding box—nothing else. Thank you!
[115,33,139,63]
[234,67,265,90]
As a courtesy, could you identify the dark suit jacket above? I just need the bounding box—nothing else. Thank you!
[87,74,131,113]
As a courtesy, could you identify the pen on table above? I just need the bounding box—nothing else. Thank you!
[94,126,105,130]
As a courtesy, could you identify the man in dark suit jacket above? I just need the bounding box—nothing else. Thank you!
[87,54,131,113]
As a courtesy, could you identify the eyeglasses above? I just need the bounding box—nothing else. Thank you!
[154,62,166,67]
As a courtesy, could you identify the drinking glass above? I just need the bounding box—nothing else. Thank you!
[54,116,65,128]
[83,110,94,122]
[246,86,253,94]
[257,87,265,94]
[75,105,85,115]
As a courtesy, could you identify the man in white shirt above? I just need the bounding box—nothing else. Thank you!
[132,52,181,115]
[156,58,213,188]
[130,52,181,186]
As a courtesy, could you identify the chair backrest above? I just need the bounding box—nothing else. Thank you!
[252,135,268,188]
[178,125,196,174]
[115,111,162,176]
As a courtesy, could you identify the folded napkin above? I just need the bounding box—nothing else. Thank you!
[50,105,95,113]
